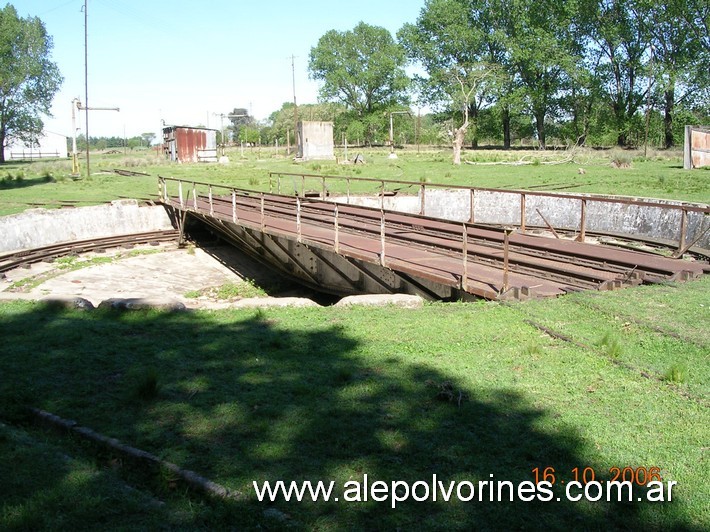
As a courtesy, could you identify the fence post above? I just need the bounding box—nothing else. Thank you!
[380,181,385,211]
[578,199,587,242]
[678,208,688,252]
[209,185,214,216]
[192,182,197,210]
[322,176,326,199]
[277,175,281,195]
[260,194,265,232]
[232,190,238,223]
[334,204,339,253]
[380,208,386,267]
[462,223,468,291]
[420,184,426,216]
[178,181,184,209]
[502,228,513,294]
[346,178,351,204]
[520,193,526,232]
[469,188,475,224]
[296,197,302,243]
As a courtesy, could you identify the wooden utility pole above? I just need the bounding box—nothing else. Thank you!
[84,0,89,178]
[291,55,299,156]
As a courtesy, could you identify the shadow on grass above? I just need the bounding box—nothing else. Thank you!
[0,303,695,529]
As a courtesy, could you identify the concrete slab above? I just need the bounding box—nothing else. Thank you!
[0,245,239,307]
[335,294,424,308]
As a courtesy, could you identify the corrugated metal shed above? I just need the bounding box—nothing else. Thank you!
[163,126,218,163]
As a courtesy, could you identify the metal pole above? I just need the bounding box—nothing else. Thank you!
[380,209,386,267]
[389,112,394,154]
[260,195,265,232]
[462,223,468,291]
[296,197,302,243]
[232,190,237,222]
[420,184,426,216]
[84,0,90,179]
[678,208,688,252]
[178,181,184,209]
[208,185,213,216]
[578,199,587,242]
[520,193,526,232]
[192,182,197,210]
[71,99,79,175]
[334,204,339,253]
[502,228,513,293]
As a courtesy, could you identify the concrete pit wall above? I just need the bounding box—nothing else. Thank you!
[331,189,710,251]
[0,200,175,253]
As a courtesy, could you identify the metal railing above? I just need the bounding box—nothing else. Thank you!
[158,175,493,293]
[268,171,710,253]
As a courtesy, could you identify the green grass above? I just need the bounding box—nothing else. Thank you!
[0,147,708,216]
[184,279,268,300]
[1,277,708,529]
[1,146,708,528]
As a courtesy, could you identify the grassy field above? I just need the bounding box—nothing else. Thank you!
[0,279,708,530]
[0,146,708,216]
[1,147,708,529]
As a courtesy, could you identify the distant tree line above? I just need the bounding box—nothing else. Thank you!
[71,132,156,152]
[259,0,710,164]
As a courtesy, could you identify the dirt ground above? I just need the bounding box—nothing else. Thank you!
[0,242,302,309]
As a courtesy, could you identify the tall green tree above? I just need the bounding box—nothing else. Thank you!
[0,4,62,162]
[399,0,502,163]
[583,0,650,147]
[634,0,706,147]
[505,0,582,149]
[308,21,410,143]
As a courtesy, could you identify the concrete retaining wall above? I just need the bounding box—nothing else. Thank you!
[330,190,710,251]
[0,200,175,253]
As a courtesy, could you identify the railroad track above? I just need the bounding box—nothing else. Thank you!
[0,230,180,274]
[168,191,708,300]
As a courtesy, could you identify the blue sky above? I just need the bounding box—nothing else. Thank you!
[13,0,427,139]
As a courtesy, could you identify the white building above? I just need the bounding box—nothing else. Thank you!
[297,121,335,161]
[3,131,68,161]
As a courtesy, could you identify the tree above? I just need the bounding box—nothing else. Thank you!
[583,0,651,147]
[0,5,62,162]
[399,0,501,163]
[141,132,155,147]
[226,107,254,141]
[633,0,706,147]
[309,21,410,143]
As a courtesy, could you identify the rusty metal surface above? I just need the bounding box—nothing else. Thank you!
[0,230,180,273]
[163,126,217,163]
[690,127,710,168]
[160,178,707,300]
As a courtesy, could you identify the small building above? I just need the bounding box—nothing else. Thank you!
[162,126,218,163]
[684,125,710,169]
[3,131,67,161]
[297,121,335,161]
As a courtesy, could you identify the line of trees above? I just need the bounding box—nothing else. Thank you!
[71,133,156,151]
[261,0,709,164]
